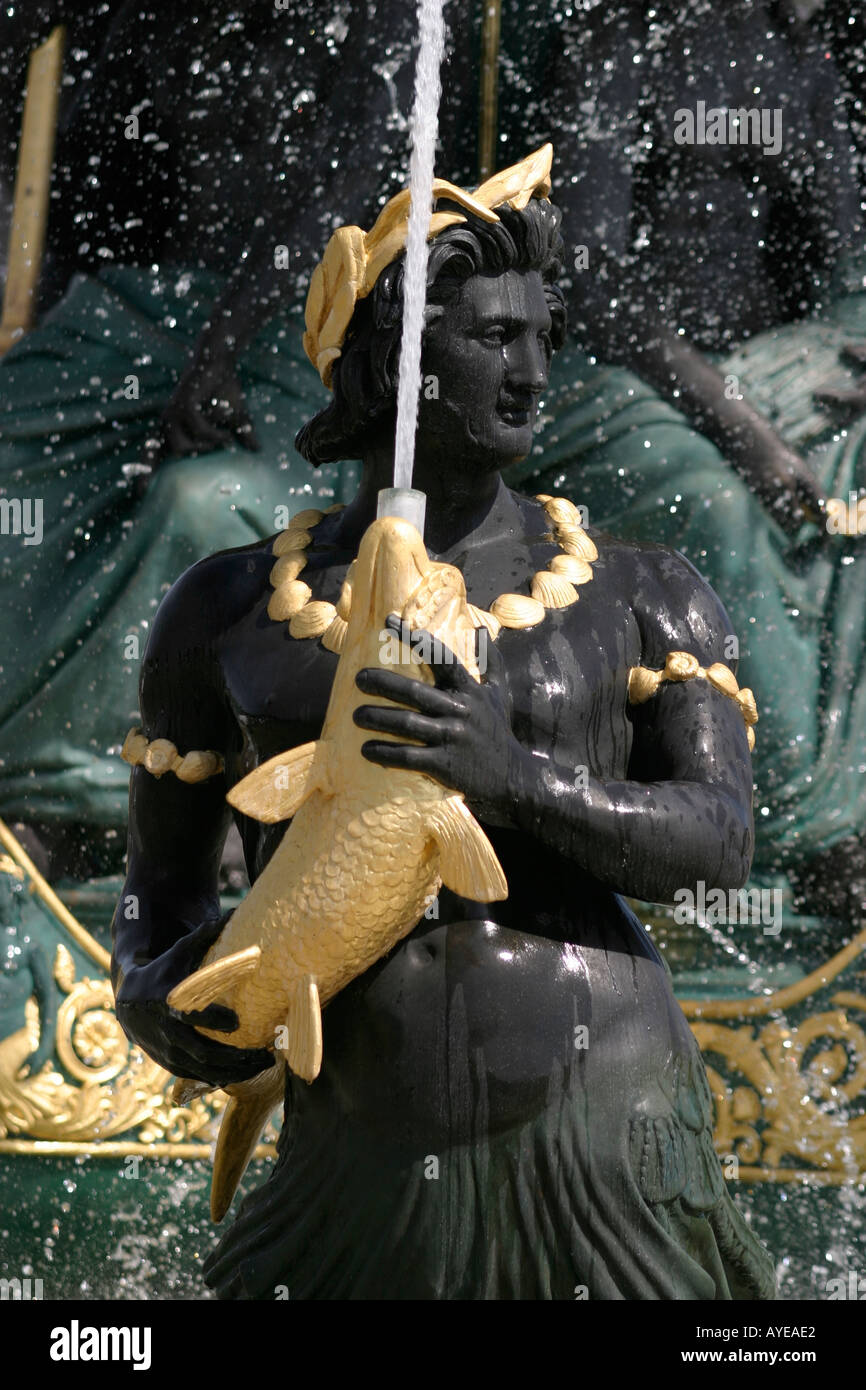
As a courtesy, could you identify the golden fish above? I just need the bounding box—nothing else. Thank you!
[167,516,508,1219]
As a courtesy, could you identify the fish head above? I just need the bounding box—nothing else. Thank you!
[322,516,483,763]
[343,516,481,683]
[348,516,433,636]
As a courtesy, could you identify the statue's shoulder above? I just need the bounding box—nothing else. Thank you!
[144,537,275,664]
[595,530,737,668]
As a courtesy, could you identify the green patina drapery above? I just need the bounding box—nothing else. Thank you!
[516,264,866,876]
[0,266,357,841]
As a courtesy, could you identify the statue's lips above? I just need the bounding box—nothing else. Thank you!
[497,403,534,428]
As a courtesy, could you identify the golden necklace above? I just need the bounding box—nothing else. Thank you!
[266,494,599,654]
[121,493,759,785]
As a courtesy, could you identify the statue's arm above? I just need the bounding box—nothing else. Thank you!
[560,226,824,532]
[602,319,824,536]
[111,563,272,1084]
[509,554,755,901]
[512,684,754,904]
[546,10,824,535]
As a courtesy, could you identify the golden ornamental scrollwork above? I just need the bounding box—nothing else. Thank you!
[0,942,274,1155]
[681,925,866,1182]
[0,818,276,1159]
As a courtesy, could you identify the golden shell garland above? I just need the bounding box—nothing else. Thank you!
[267,494,598,650]
[628,650,759,750]
[120,499,756,785]
[121,729,224,783]
[123,495,598,786]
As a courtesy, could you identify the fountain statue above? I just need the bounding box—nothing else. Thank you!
[111,145,776,1299]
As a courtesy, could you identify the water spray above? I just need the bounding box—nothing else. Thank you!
[376,0,448,538]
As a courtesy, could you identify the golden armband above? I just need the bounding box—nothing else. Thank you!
[627,651,758,751]
[121,728,224,783]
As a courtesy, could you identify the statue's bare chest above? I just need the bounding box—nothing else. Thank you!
[218,545,642,785]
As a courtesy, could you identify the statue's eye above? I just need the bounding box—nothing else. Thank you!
[480,324,507,345]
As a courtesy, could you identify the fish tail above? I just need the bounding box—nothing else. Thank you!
[166,944,261,1017]
[211,1060,285,1223]
[170,1076,213,1106]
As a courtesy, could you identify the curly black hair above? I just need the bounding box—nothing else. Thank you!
[296,197,567,465]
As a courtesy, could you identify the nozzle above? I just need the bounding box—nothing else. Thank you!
[376,487,426,537]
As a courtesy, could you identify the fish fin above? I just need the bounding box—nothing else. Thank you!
[167,945,261,1016]
[227,740,321,823]
[210,1061,285,1223]
[281,975,323,1083]
[429,797,508,903]
[171,1076,213,1106]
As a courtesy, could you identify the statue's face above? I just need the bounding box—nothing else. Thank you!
[417,268,553,474]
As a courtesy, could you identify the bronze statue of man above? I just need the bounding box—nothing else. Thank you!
[112,150,775,1300]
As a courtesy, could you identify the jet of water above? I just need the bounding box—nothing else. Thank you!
[393,0,447,495]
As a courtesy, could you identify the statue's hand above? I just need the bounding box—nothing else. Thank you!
[114,915,273,1087]
[814,381,866,427]
[354,615,524,827]
[143,340,261,473]
[742,439,824,536]
[811,342,866,426]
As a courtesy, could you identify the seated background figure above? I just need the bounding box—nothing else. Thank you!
[0,0,484,879]
[112,151,775,1299]
[508,0,866,922]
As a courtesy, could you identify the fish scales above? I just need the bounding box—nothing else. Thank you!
[194,783,436,1050]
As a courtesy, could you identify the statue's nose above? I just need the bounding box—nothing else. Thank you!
[504,334,548,393]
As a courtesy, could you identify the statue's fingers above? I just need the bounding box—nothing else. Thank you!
[792,474,824,525]
[161,418,212,459]
[360,739,439,773]
[397,622,474,692]
[176,1027,273,1085]
[219,383,260,449]
[840,342,866,369]
[181,1002,241,1033]
[814,385,866,421]
[355,666,466,715]
[353,704,452,745]
[188,407,235,447]
[234,415,261,452]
